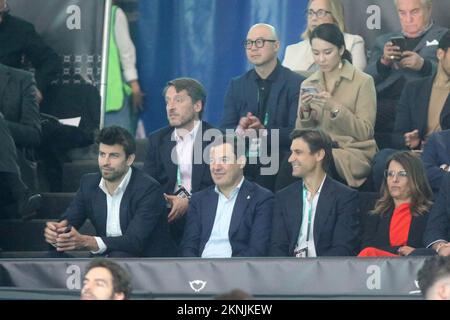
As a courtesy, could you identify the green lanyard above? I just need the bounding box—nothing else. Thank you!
[302,185,313,243]
[263,112,269,127]
[176,166,182,187]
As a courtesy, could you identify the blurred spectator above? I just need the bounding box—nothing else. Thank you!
[144,78,215,246]
[372,31,450,191]
[0,0,61,102]
[270,129,359,257]
[359,151,433,257]
[365,0,447,144]
[423,174,450,256]
[81,258,131,300]
[43,126,175,258]
[283,0,366,74]
[221,23,304,191]
[418,255,450,300]
[277,23,376,190]
[104,1,144,136]
[181,135,274,258]
[0,63,41,220]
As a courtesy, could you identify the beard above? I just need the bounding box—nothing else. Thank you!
[101,166,127,182]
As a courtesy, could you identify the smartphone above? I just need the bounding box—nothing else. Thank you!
[174,186,191,200]
[390,36,406,53]
[301,86,319,95]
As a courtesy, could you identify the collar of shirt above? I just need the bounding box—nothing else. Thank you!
[303,175,327,201]
[173,120,201,143]
[214,176,245,200]
[251,59,282,83]
[99,167,132,196]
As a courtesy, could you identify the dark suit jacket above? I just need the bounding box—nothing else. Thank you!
[365,24,448,93]
[181,179,274,257]
[269,177,359,257]
[392,75,450,149]
[421,129,450,192]
[60,167,176,257]
[360,208,428,254]
[0,14,61,93]
[424,174,450,247]
[144,121,216,195]
[221,61,304,150]
[0,63,41,148]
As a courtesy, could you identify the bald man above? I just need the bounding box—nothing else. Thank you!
[221,24,304,191]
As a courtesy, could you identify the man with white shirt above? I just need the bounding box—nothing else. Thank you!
[144,78,217,245]
[181,135,274,257]
[269,129,359,257]
[44,126,175,257]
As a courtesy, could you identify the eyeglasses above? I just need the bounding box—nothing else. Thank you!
[384,170,408,180]
[307,9,332,18]
[243,38,277,50]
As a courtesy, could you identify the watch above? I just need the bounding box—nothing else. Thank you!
[330,108,340,118]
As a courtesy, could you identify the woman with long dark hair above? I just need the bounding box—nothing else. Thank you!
[359,151,433,257]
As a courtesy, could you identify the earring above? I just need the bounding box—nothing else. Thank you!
[338,61,343,70]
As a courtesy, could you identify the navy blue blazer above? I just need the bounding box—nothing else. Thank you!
[421,129,450,192]
[269,177,359,257]
[181,179,274,257]
[143,121,216,195]
[360,208,428,254]
[221,61,304,150]
[60,167,176,257]
[424,174,450,247]
[392,75,450,149]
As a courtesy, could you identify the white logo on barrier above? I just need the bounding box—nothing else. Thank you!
[66,5,81,30]
[366,265,381,290]
[66,264,81,290]
[409,280,421,295]
[189,280,207,293]
[366,5,381,30]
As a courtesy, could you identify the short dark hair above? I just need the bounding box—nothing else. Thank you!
[418,256,450,298]
[95,126,136,158]
[290,129,333,172]
[85,259,132,299]
[438,30,450,51]
[209,134,246,160]
[309,23,353,64]
[163,78,207,119]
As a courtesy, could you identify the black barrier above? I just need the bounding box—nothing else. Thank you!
[0,257,427,299]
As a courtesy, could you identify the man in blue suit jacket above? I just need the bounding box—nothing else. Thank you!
[44,126,175,257]
[422,129,450,192]
[181,135,274,257]
[221,24,304,190]
[270,129,359,257]
[424,174,450,256]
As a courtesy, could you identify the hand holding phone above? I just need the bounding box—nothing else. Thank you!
[388,36,406,60]
[301,86,319,96]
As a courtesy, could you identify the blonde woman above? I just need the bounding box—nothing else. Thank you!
[283,0,366,73]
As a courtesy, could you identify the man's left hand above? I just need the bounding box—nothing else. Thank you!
[400,51,424,71]
[164,194,189,223]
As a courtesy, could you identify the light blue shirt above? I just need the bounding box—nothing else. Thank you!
[201,177,245,258]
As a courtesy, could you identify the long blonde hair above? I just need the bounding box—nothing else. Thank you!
[301,0,347,40]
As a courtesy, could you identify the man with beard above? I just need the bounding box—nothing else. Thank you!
[144,78,217,247]
[81,258,131,300]
[44,126,175,257]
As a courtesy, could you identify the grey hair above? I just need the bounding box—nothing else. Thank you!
[393,0,432,10]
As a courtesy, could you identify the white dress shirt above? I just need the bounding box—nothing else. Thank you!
[172,120,201,193]
[92,167,132,254]
[201,177,245,258]
[294,175,327,258]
